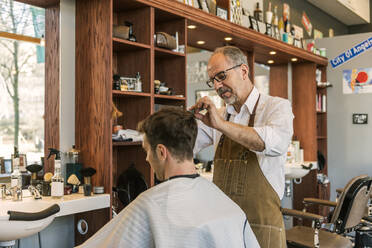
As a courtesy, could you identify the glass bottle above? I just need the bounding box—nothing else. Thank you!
[11,147,22,190]
[253,2,263,22]
[135,72,142,92]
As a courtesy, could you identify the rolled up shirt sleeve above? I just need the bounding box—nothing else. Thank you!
[253,99,294,157]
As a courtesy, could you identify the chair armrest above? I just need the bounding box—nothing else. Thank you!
[303,198,337,207]
[281,208,324,222]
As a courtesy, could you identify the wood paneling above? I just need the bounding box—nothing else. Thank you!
[115,7,152,45]
[44,5,60,173]
[292,62,317,225]
[115,49,151,93]
[74,208,110,246]
[15,0,59,8]
[75,0,112,243]
[139,0,327,66]
[269,64,288,98]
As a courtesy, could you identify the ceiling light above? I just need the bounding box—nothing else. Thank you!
[187,25,197,29]
[196,40,205,45]
[224,37,233,41]
[269,51,276,55]
[267,60,274,64]
[291,57,298,62]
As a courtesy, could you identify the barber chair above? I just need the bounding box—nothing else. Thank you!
[282,175,372,248]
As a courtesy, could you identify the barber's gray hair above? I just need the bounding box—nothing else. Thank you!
[213,46,248,66]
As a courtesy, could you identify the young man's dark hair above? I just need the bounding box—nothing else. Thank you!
[137,107,197,162]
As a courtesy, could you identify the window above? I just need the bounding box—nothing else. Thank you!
[0,0,45,166]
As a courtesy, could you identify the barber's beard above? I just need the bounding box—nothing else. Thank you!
[217,86,237,105]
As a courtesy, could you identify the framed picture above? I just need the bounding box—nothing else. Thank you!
[198,0,209,13]
[293,38,302,48]
[216,6,228,20]
[195,89,224,109]
[353,114,368,124]
[265,23,273,36]
[249,16,259,32]
[257,21,266,34]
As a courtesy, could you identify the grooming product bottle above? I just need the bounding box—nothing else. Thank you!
[11,147,22,189]
[135,72,142,92]
[273,5,278,26]
[265,2,273,24]
[254,2,263,22]
[48,148,64,198]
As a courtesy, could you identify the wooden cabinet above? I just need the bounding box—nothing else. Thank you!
[75,0,329,242]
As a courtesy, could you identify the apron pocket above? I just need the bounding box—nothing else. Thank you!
[213,159,249,197]
[250,224,285,248]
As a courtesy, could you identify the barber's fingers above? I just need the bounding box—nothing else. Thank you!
[189,96,214,113]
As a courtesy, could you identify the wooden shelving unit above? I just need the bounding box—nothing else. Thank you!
[75,0,328,243]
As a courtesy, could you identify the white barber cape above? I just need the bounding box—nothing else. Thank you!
[77,176,259,248]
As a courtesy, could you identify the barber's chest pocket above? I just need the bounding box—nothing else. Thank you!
[213,159,248,197]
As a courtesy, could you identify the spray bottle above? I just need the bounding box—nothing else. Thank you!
[48,148,64,198]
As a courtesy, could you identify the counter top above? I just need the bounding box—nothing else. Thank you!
[0,193,110,220]
[200,161,318,182]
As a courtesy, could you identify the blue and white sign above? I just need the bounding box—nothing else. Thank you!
[330,37,372,68]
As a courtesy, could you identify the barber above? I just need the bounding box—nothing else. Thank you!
[191,46,294,248]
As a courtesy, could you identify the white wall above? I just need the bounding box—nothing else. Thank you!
[60,0,75,153]
[316,32,372,201]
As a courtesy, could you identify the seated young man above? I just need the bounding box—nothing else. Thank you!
[78,108,259,248]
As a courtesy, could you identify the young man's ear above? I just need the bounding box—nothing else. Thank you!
[156,144,167,161]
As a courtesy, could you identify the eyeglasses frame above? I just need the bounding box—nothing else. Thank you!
[206,63,243,88]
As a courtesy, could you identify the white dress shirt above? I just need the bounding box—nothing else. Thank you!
[194,87,294,199]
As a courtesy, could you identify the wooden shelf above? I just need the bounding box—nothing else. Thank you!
[113,90,151,97]
[154,94,186,100]
[317,111,327,114]
[113,141,142,146]
[155,47,185,58]
[317,136,327,140]
[113,37,150,52]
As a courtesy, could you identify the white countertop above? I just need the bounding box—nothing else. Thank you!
[200,161,318,182]
[0,193,110,220]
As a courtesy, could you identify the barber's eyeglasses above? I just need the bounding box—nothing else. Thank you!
[206,64,242,88]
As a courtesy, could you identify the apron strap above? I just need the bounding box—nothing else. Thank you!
[248,94,260,127]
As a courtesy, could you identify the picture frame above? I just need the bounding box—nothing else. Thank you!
[293,38,302,48]
[198,0,209,13]
[265,23,273,36]
[195,89,224,109]
[353,114,368,124]
[216,6,228,20]
[249,16,259,32]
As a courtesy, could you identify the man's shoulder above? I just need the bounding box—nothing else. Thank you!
[260,94,291,112]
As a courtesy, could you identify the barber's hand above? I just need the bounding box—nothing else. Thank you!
[189,96,225,130]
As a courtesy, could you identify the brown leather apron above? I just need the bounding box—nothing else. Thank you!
[213,96,286,248]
